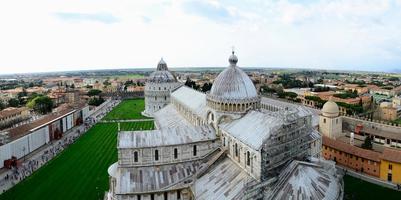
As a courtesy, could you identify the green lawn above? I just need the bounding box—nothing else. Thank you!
[344,175,401,200]
[103,99,150,120]
[0,121,154,200]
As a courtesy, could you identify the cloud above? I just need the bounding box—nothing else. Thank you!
[0,0,400,74]
[181,0,237,23]
[55,12,119,24]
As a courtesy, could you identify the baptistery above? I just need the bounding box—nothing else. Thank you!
[142,58,181,117]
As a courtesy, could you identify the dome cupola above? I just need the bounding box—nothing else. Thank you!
[148,58,176,83]
[206,51,260,113]
[321,98,340,117]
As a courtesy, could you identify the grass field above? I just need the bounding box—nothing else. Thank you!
[102,99,150,120]
[0,121,154,200]
[344,175,401,200]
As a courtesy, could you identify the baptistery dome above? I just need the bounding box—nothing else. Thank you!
[207,51,260,113]
[148,58,176,83]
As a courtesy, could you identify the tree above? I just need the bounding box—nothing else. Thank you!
[8,98,20,107]
[185,78,200,90]
[87,89,102,96]
[201,82,212,92]
[27,96,53,114]
[103,80,111,86]
[361,136,373,150]
[88,97,105,106]
[0,101,5,110]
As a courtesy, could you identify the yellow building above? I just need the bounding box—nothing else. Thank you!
[380,148,401,184]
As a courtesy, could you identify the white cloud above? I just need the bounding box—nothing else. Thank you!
[0,0,400,74]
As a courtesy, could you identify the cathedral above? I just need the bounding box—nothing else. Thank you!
[106,52,344,200]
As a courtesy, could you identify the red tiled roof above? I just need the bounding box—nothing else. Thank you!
[0,107,28,119]
[322,136,381,162]
[7,108,75,141]
[381,148,401,164]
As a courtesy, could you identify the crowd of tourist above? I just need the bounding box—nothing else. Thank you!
[0,100,119,194]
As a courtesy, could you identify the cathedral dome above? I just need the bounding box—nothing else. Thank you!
[208,51,258,102]
[322,98,339,117]
[148,58,176,83]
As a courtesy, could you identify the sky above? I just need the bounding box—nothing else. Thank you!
[0,0,401,74]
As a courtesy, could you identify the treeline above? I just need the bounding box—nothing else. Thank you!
[87,89,105,106]
[184,78,213,93]
[272,74,314,89]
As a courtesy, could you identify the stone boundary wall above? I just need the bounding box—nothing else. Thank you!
[342,115,401,134]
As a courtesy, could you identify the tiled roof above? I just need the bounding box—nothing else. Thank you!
[381,148,401,164]
[0,107,28,120]
[322,136,381,162]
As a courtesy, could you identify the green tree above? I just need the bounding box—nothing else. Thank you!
[8,98,20,107]
[361,136,373,150]
[87,89,102,96]
[88,97,105,106]
[27,96,53,114]
[201,82,212,92]
[0,101,5,110]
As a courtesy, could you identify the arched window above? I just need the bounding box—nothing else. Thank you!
[323,118,326,123]
[223,137,226,146]
[155,150,159,161]
[174,148,178,159]
[164,96,167,100]
[193,145,197,156]
[134,151,138,162]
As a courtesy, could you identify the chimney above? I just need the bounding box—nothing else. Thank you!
[350,132,354,145]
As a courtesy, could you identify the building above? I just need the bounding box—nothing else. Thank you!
[0,107,30,130]
[142,58,181,117]
[319,98,343,139]
[320,100,401,184]
[0,103,90,169]
[105,52,343,200]
[377,102,401,121]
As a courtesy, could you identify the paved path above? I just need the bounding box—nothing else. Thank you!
[0,100,120,194]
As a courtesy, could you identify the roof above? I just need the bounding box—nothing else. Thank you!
[115,160,201,194]
[219,110,283,150]
[208,52,258,102]
[381,148,401,163]
[147,58,176,83]
[322,136,381,162]
[118,104,215,149]
[171,86,208,119]
[359,126,401,141]
[0,107,28,120]
[322,100,339,117]
[5,103,87,142]
[269,160,342,200]
[261,97,321,127]
[193,157,252,200]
